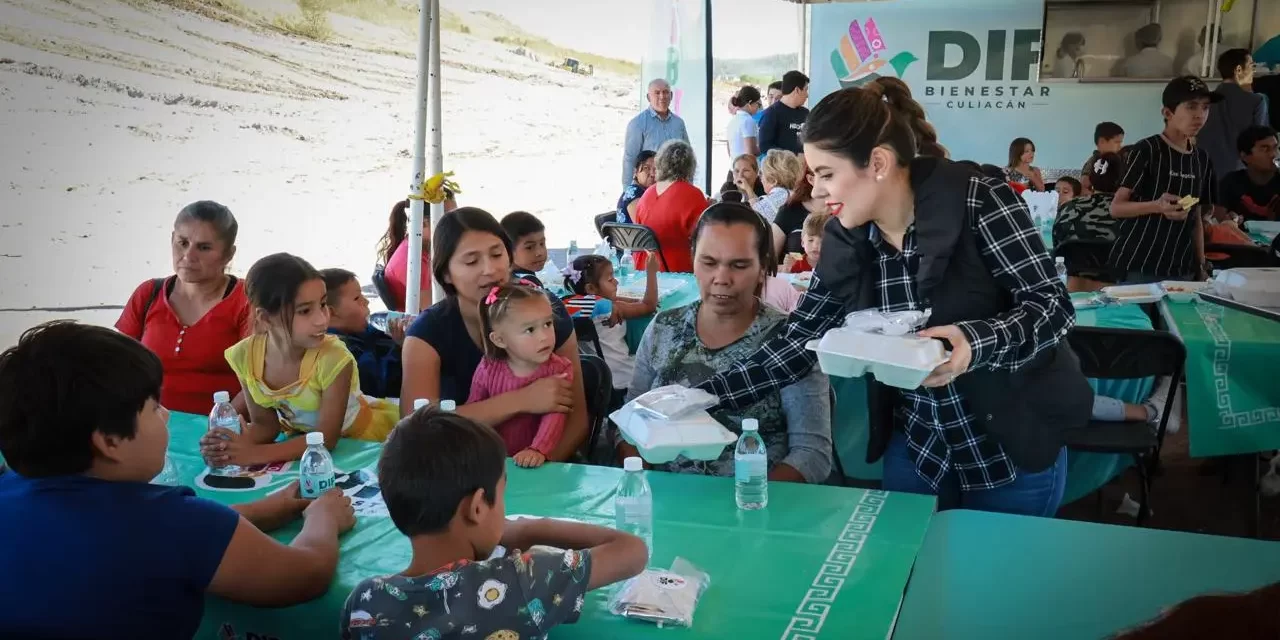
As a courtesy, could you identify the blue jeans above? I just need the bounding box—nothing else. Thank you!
[881,431,1068,517]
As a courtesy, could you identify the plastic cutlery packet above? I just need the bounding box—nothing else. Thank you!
[609,557,710,629]
[629,384,718,421]
[842,309,931,335]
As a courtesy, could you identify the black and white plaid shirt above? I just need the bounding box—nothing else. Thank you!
[700,176,1074,491]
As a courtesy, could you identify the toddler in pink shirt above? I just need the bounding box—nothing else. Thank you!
[467,282,573,468]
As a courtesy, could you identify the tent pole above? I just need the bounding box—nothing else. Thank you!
[404,0,431,315]
[703,0,714,194]
[428,0,445,304]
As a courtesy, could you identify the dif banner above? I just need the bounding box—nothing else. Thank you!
[808,0,1165,172]
[640,0,709,191]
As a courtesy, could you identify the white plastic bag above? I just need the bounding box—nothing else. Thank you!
[610,557,710,628]
[843,309,932,336]
[631,385,718,421]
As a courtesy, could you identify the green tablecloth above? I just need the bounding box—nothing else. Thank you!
[1160,299,1280,457]
[893,509,1280,639]
[162,413,936,639]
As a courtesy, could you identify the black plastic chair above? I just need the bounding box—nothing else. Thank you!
[1205,243,1278,270]
[1062,326,1185,526]
[572,315,605,362]
[785,229,803,255]
[601,222,669,271]
[371,265,402,312]
[577,353,614,465]
[1272,233,1280,260]
[594,211,616,238]
[1052,239,1120,282]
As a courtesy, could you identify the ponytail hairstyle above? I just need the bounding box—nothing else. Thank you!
[802,86,918,170]
[377,199,431,267]
[562,254,612,296]
[730,85,762,110]
[866,77,947,158]
[477,282,548,360]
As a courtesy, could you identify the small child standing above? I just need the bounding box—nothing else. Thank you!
[561,253,658,406]
[201,254,399,469]
[320,268,404,399]
[341,409,646,639]
[501,211,549,287]
[783,211,827,273]
[1081,122,1125,193]
[468,283,574,468]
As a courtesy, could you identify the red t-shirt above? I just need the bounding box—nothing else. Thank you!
[634,181,708,273]
[115,277,252,415]
[789,256,813,273]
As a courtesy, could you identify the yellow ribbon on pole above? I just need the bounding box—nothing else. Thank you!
[409,171,461,205]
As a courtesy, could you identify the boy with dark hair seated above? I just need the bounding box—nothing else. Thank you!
[501,211,549,286]
[321,268,403,398]
[0,321,355,639]
[1082,121,1125,192]
[342,408,647,639]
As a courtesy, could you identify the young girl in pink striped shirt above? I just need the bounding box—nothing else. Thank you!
[468,281,574,468]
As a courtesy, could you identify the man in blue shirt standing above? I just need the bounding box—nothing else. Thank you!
[622,78,690,187]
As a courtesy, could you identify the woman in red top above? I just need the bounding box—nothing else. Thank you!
[116,201,252,415]
[635,139,709,272]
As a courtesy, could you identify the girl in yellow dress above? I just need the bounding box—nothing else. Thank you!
[200,253,398,468]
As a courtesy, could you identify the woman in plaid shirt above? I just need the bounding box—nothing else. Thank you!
[697,85,1092,517]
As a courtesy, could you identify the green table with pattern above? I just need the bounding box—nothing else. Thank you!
[163,413,936,639]
[1159,299,1280,457]
[894,509,1280,639]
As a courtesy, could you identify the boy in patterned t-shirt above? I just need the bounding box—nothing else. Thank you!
[341,409,646,640]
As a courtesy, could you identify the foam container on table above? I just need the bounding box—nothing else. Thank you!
[1213,268,1280,308]
[1102,283,1165,304]
[610,404,737,464]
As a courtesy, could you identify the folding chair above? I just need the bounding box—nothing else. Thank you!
[1062,326,1185,526]
[594,211,616,238]
[371,265,403,313]
[572,315,605,361]
[1053,240,1120,283]
[577,353,614,465]
[1205,243,1278,270]
[601,222,669,271]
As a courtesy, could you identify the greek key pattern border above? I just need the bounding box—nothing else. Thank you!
[1193,305,1280,429]
[779,490,886,640]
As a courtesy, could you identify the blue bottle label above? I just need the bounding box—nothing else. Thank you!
[301,473,335,499]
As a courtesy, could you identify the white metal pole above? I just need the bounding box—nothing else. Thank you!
[428,0,445,304]
[1205,0,1223,80]
[405,0,431,315]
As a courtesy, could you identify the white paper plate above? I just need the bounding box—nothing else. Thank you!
[1102,283,1164,305]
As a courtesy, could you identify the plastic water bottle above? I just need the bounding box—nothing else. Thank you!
[208,391,240,475]
[566,239,580,266]
[370,310,412,334]
[412,399,430,412]
[152,455,180,486]
[1055,256,1068,287]
[735,419,768,510]
[615,457,654,561]
[618,249,633,279]
[299,432,336,499]
[440,399,456,412]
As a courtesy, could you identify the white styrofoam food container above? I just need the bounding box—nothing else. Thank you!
[1213,268,1280,308]
[1160,280,1210,303]
[805,327,948,390]
[609,405,738,464]
[1102,283,1164,304]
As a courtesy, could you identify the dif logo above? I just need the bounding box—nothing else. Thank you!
[926,29,1042,82]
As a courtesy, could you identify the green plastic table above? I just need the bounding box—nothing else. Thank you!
[162,413,936,639]
[1160,299,1280,457]
[893,509,1280,639]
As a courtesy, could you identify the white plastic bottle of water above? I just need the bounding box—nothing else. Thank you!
[615,457,653,561]
[1055,256,1068,287]
[370,310,410,334]
[618,249,633,279]
[208,391,240,474]
[299,432,336,499]
[566,239,580,266]
[735,419,768,510]
[152,455,180,486]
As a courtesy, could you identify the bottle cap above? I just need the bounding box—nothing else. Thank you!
[623,456,643,472]
[742,418,759,432]
[440,400,457,412]
[412,399,430,411]
[1055,256,1065,264]
[305,432,325,446]
[213,391,230,404]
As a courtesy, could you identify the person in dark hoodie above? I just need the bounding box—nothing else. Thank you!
[1199,48,1270,178]
[695,84,1091,518]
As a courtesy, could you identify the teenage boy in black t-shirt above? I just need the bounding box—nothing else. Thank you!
[1109,76,1226,283]
[758,70,809,157]
[1220,125,1279,222]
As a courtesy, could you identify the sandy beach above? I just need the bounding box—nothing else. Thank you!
[0,0,725,346]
